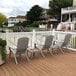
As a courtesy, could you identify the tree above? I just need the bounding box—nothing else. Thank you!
[48,0,73,21]
[0,13,6,27]
[15,21,22,26]
[26,5,43,23]
[21,20,31,27]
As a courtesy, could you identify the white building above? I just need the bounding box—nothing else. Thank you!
[61,6,76,23]
[8,16,26,27]
[16,16,27,23]
[8,17,16,27]
[60,0,76,31]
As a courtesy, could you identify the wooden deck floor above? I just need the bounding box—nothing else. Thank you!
[0,50,76,76]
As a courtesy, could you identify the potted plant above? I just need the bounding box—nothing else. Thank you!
[0,38,6,65]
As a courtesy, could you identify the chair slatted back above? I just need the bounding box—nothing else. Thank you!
[42,35,53,50]
[62,34,72,47]
[17,37,29,54]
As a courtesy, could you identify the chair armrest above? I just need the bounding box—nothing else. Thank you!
[9,45,17,54]
[55,39,64,42]
[36,44,44,46]
[9,45,17,50]
[54,40,64,44]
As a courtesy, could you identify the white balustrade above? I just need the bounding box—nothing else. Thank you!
[61,6,76,14]
[0,31,76,53]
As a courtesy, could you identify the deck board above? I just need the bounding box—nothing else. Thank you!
[0,51,76,76]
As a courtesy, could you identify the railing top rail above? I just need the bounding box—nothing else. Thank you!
[0,31,76,36]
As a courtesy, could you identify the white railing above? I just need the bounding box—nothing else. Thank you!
[0,31,76,53]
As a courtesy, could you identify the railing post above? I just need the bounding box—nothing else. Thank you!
[32,29,36,48]
[69,13,71,22]
[6,31,9,54]
[52,29,55,36]
[51,24,53,30]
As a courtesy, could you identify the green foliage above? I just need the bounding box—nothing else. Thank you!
[38,21,47,25]
[14,20,31,27]
[48,0,73,21]
[25,27,40,32]
[3,21,8,27]
[31,21,48,27]
[22,20,31,27]
[15,21,22,26]
[0,47,6,60]
[31,21,39,27]
[72,37,76,48]
[0,13,6,27]
[0,38,6,48]
[26,5,43,23]
[0,38,6,60]
[75,23,76,30]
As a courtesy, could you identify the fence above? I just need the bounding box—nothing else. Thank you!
[0,30,76,53]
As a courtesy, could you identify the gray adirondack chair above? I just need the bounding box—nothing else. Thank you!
[37,35,54,57]
[52,34,72,54]
[9,37,29,64]
[27,35,54,58]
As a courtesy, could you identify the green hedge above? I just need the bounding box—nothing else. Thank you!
[0,38,6,60]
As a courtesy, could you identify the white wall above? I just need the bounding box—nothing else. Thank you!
[73,0,76,6]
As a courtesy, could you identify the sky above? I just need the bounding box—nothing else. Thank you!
[0,0,49,18]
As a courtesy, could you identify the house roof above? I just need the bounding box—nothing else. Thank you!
[8,17,16,19]
[8,16,26,19]
[16,16,26,19]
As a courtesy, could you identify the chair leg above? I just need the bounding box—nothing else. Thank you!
[40,50,45,58]
[25,50,30,61]
[9,48,12,58]
[13,54,18,64]
[19,54,22,59]
[58,47,64,54]
[29,52,35,59]
[33,52,35,57]
[48,48,54,56]
[9,50,12,58]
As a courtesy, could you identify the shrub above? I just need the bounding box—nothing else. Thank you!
[0,38,6,60]
[31,21,39,27]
